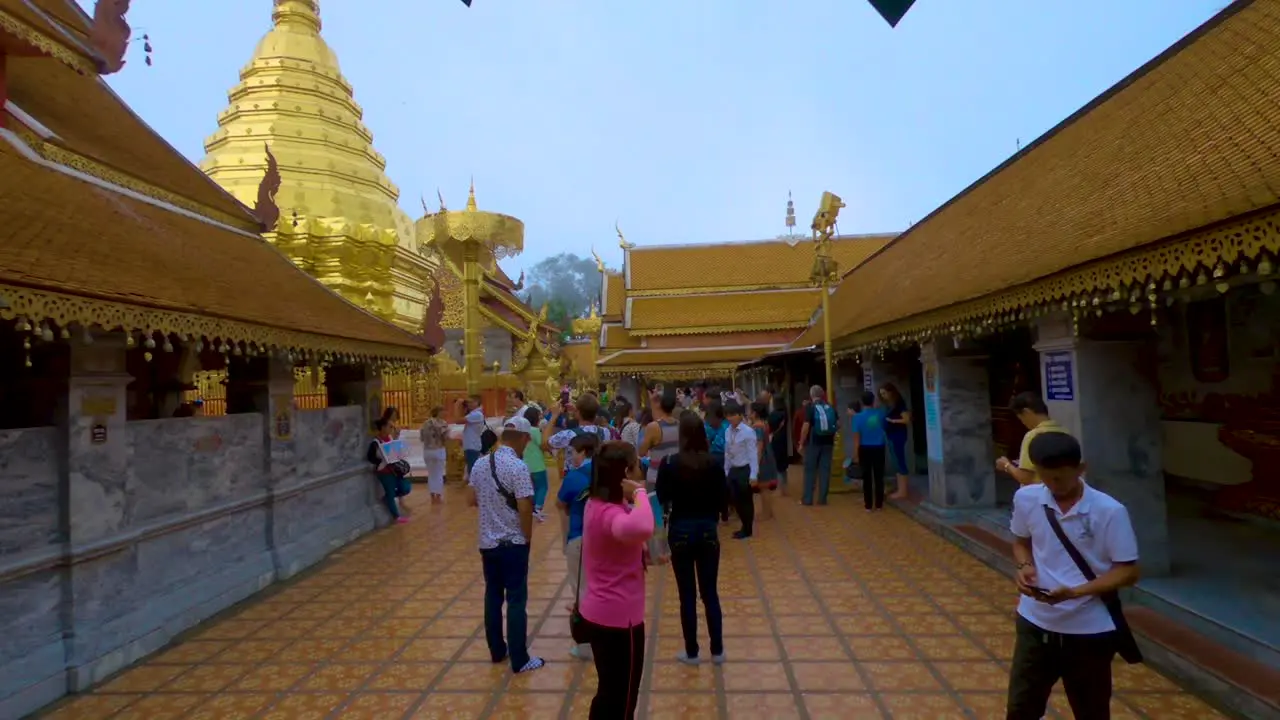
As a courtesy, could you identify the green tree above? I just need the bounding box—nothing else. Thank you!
[522,252,602,321]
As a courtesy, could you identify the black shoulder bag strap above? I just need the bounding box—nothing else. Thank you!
[489,452,519,511]
[1043,506,1143,664]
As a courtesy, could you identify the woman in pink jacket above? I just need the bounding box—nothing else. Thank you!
[580,441,655,719]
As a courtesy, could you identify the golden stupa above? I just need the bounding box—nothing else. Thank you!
[198,0,430,329]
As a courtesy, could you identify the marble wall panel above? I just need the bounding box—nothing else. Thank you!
[294,405,365,479]
[0,427,60,557]
[924,351,998,509]
[0,568,64,693]
[127,415,264,527]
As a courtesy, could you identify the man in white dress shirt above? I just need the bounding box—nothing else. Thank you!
[1007,432,1140,719]
[722,402,759,540]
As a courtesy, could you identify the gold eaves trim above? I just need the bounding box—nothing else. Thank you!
[0,8,97,75]
[0,283,434,367]
[832,206,1280,354]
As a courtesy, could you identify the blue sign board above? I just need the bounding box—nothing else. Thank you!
[922,361,943,462]
[1044,351,1075,401]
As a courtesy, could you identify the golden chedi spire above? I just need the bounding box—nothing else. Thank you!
[199,0,428,327]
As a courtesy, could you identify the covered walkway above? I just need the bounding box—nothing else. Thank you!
[41,476,1222,720]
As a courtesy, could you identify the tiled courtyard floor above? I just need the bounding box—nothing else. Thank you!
[42,474,1225,719]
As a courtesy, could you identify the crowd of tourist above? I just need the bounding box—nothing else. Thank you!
[367,380,1142,719]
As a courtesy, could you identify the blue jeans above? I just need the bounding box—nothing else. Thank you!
[802,443,834,505]
[530,470,549,510]
[376,472,411,518]
[480,542,531,671]
[668,517,723,658]
[464,449,481,474]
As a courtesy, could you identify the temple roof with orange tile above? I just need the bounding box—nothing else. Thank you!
[805,0,1280,350]
[3,52,264,230]
[0,139,434,360]
[602,272,625,322]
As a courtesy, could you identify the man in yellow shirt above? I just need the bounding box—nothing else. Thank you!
[996,392,1067,486]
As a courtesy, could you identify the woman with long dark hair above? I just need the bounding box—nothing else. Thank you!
[580,442,654,719]
[880,383,912,499]
[655,411,729,665]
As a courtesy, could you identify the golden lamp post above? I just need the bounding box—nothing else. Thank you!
[811,192,848,490]
[810,191,845,398]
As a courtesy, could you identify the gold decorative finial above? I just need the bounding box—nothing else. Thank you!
[590,246,606,273]
[615,221,635,250]
[538,302,549,322]
[436,188,446,212]
[272,0,321,32]
[785,191,796,230]
[466,178,478,212]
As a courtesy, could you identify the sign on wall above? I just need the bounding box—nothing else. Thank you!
[923,361,943,462]
[1044,351,1075,402]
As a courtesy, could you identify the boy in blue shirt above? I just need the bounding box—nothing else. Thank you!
[555,432,599,661]
[852,391,888,511]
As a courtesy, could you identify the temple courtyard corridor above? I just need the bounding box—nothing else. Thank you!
[40,475,1223,720]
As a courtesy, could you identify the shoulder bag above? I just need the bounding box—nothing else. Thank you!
[488,452,519,511]
[1043,506,1143,664]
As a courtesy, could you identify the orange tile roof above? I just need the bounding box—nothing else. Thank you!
[0,141,432,359]
[628,289,820,334]
[0,0,97,71]
[825,0,1280,344]
[600,323,643,350]
[6,55,262,229]
[626,234,893,293]
[602,272,625,321]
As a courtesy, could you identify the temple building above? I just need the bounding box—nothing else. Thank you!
[0,1,442,715]
[596,229,893,406]
[197,0,557,421]
[787,3,1280,717]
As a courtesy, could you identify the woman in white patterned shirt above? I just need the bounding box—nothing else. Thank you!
[617,399,642,448]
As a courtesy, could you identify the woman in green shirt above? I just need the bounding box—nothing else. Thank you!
[523,407,550,520]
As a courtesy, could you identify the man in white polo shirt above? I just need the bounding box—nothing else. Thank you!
[1007,432,1140,720]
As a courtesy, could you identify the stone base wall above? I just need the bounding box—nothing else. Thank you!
[0,406,387,719]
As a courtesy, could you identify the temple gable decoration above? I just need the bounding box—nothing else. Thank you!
[89,0,131,75]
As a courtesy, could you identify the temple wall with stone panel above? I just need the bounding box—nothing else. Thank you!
[0,404,388,719]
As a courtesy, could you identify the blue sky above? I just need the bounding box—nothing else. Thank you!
[84,0,1227,272]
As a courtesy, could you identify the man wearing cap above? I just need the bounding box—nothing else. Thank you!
[466,416,545,674]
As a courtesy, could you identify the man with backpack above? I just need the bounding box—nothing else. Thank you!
[798,384,839,506]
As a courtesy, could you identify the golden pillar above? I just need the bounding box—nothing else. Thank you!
[462,241,485,396]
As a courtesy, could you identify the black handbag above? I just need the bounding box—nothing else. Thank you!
[1043,506,1143,664]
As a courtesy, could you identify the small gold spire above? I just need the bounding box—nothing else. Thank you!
[466,177,477,212]
[272,0,321,33]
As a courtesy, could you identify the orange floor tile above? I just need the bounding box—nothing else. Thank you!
[39,471,1225,719]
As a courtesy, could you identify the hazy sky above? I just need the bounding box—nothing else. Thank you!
[83,0,1227,272]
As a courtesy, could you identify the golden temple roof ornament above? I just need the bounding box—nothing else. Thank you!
[616,221,635,250]
[591,247,606,273]
[272,0,321,33]
[466,178,478,212]
[437,189,447,212]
